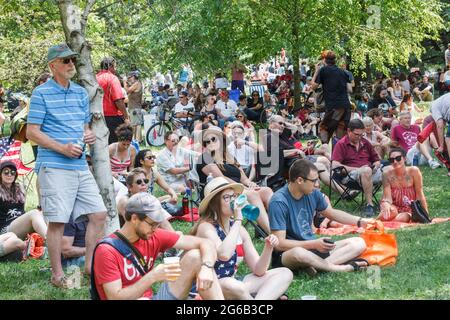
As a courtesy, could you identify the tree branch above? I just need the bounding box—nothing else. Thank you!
[91,0,123,15]
[81,0,96,33]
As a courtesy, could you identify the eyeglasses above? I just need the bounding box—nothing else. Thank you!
[135,178,150,185]
[145,155,155,160]
[170,139,179,144]
[237,116,244,119]
[302,176,320,184]
[204,136,217,145]
[62,57,77,65]
[278,122,285,126]
[222,193,238,202]
[389,155,403,164]
[143,219,159,229]
[252,94,259,97]
[2,169,17,176]
[350,131,363,137]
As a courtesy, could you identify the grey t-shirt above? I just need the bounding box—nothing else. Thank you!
[430,93,450,122]
[269,186,328,241]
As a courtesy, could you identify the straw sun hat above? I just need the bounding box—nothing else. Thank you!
[198,177,244,215]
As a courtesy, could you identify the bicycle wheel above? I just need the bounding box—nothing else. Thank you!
[146,122,171,146]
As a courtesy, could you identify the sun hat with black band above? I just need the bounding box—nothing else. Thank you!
[125,192,166,223]
[198,177,244,215]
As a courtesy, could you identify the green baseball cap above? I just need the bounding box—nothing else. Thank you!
[47,43,79,62]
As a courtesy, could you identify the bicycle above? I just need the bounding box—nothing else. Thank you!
[145,102,201,147]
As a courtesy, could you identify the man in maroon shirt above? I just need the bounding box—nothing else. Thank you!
[332,119,382,217]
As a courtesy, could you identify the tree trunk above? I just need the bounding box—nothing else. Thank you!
[292,22,301,109]
[365,54,372,82]
[57,0,119,234]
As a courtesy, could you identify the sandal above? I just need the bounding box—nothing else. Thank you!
[303,266,318,277]
[346,258,369,272]
[278,293,289,300]
[50,275,69,289]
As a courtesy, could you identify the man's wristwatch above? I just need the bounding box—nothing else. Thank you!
[357,218,362,228]
[202,262,214,269]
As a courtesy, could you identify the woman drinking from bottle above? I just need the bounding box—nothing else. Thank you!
[378,148,428,222]
[191,177,293,300]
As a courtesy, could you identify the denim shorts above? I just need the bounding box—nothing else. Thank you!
[152,282,179,300]
[38,167,107,223]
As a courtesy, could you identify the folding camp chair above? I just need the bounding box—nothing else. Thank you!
[1,140,35,192]
[248,81,267,97]
[329,163,382,214]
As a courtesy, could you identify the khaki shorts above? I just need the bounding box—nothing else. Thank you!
[344,167,383,185]
[38,167,107,223]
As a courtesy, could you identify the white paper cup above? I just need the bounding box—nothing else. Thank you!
[301,295,317,300]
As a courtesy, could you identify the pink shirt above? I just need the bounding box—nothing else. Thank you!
[391,124,421,151]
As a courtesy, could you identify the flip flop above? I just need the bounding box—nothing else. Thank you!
[278,293,289,300]
[346,258,369,272]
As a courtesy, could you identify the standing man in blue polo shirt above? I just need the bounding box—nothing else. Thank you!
[27,44,107,288]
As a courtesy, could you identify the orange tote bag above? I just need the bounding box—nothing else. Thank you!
[359,221,398,266]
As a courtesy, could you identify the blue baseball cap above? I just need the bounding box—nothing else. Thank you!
[47,43,79,62]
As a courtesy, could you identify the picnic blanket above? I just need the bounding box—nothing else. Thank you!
[316,218,450,236]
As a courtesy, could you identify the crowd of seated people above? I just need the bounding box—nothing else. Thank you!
[2,54,449,302]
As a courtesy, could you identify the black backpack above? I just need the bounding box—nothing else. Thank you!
[90,232,148,300]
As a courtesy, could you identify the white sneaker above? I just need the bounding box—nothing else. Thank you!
[428,159,441,169]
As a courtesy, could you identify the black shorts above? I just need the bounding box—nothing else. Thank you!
[271,248,331,269]
[105,116,125,144]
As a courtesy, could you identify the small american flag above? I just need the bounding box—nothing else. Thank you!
[0,137,14,159]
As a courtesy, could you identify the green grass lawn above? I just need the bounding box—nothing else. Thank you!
[1,131,449,300]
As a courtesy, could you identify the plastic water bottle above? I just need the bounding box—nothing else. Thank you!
[206,173,214,184]
[182,189,189,216]
[230,194,260,221]
[413,151,420,167]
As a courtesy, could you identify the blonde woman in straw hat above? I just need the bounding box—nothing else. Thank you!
[191,177,293,300]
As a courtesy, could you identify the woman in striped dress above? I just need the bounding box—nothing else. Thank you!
[379,147,428,222]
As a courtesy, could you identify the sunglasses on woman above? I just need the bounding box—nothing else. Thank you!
[204,136,217,145]
[2,169,17,176]
[389,155,403,163]
[135,178,150,185]
[62,57,77,64]
[145,155,155,160]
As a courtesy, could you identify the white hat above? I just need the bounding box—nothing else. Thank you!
[198,177,244,215]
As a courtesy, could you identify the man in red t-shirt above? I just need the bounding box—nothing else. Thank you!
[96,57,129,144]
[93,193,224,300]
